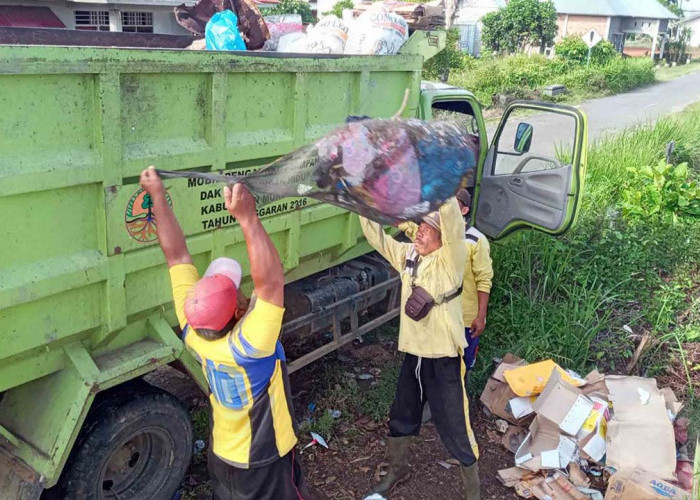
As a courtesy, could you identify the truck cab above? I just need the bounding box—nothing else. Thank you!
[419,81,588,240]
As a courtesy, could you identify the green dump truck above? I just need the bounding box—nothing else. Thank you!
[0,29,587,499]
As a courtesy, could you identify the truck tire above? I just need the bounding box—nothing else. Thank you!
[59,383,193,500]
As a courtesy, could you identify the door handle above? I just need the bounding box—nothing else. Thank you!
[509,177,524,187]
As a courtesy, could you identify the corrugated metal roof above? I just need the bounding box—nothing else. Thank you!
[552,0,678,19]
[0,6,66,28]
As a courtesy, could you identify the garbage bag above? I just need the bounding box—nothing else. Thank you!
[303,15,349,54]
[262,14,302,51]
[205,10,247,51]
[277,31,307,52]
[230,0,269,49]
[157,119,477,225]
[345,5,408,55]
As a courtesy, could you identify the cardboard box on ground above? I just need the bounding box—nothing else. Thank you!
[483,354,691,500]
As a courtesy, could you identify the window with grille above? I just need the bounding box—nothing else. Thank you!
[121,12,153,33]
[74,10,109,31]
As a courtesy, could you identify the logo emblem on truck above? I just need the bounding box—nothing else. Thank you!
[125,188,173,243]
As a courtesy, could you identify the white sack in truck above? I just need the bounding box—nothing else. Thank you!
[262,14,302,51]
[345,5,408,55]
[303,15,349,54]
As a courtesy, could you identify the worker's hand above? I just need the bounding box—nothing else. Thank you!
[140,166,165,198]
[224,183,256,222]
[470,314,486,338]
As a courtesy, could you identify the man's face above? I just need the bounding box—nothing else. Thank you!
[414,222,442,256]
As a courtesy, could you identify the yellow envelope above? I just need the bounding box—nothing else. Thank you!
[503,360,586,397]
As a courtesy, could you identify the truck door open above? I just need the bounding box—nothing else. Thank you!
[474,102,587,240]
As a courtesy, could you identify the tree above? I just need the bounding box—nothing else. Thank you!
[323,0,353,18]
[267,0,315,24]
[656,0,683,17]
[481,0,558,54]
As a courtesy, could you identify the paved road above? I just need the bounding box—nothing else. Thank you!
[487,69,700,152]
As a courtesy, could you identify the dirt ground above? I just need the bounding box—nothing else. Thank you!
[151,333,520,500]
[152,328,698,500]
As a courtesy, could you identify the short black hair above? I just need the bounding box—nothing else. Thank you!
[194,314,238,341]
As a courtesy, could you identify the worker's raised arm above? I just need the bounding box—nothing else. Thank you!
[140,166,192,268]
[224,184,284,307]
[360,217,410,272]
[439,198,467,276]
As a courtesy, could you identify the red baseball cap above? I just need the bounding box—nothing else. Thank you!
[184,258,242,331]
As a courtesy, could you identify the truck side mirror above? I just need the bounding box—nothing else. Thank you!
[514,122,533,154]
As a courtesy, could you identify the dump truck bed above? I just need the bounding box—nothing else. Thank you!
[0,32,444,489]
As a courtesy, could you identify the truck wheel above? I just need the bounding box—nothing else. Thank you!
[60,384,193,500]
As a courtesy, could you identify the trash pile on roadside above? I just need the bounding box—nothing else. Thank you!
[480,354,694,500]
[175,0,442,55]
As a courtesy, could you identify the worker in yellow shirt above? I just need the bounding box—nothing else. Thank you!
[455,188,493,373]
[400,189,493,375]
[139,167,308,500]
[360,199,481,500]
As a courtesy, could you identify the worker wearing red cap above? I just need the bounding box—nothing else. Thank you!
[139,167,307,500]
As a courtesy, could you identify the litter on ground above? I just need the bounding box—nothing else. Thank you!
[480,354,694,500]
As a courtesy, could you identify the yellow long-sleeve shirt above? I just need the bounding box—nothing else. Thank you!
[360,199,467,358]
[399,222,493,326]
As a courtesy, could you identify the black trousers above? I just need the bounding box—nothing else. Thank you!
[389,354,479,467]
[208,448,309,500]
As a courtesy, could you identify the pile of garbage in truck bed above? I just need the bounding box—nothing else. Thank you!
[176,0,443,54]
[480,354,696,499]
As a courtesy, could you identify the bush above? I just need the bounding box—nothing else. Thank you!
[555,36,618,65]
[448,53,654,105]
[472,106,700,389]
[621,160,700,220]
[422,29,474,81]
[323,0,353,18]
[267,0,315,23]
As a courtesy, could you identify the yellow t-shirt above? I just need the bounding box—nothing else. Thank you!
[169,264,297,469]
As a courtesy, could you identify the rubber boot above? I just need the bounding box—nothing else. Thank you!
[370,436,411,495]
[460,462,481,500]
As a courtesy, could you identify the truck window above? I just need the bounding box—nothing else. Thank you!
[431,100,479,136]
[492,108,576,176]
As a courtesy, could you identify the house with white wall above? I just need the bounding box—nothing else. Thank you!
[680,12,700,47]
[0,0,195,34]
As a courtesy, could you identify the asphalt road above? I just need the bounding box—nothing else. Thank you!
[487,69,700,153]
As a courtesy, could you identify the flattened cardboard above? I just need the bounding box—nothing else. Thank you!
[604,468,690,500]
[502,425,529,454]
[497,466,534,488]
[481,362,535,425]
[515,473,589,500]
[660,387,683,417]
[582,370,608,398]
[605,376,676,480]
[532,370,594,436]
[514,416,576,471]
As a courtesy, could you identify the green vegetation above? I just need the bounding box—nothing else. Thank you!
[323,0,353,18]
[481,0,557,54]
[555,36,617,65]
[267,0,315,24]
[422,28,473,81]
[447,54,655,105]
[473,106,700,426]
[656,59,700,81]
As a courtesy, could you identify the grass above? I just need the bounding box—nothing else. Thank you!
[470,105,700,451]
[656,59,700,81]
